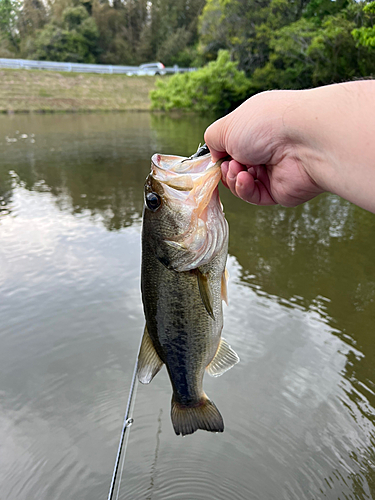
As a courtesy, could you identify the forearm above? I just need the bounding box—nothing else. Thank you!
[205,81,375,211]
[290,81,375,213]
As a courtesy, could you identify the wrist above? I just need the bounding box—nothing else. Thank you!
[272,89,331,193]
[295,87,345,194]
[287,82,375,213]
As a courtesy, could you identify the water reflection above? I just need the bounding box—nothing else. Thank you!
[221,189,375,423]
[0,113,375,499]
[0,170,12,215]
[0,113,213,229]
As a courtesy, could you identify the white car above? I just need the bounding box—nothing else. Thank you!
[137,62,166,76]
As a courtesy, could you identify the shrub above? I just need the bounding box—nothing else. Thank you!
[150,50,250,114]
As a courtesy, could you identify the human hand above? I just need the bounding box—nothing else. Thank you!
[204,90,325,207]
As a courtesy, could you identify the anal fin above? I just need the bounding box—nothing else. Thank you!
[221,267,229,305]
[137,325,163,384]
[206,338,239,377]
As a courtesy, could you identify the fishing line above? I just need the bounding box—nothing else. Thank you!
[107,341,140,500]
[115,377,139,500]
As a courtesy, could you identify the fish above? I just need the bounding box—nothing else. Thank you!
[137,149,239,436]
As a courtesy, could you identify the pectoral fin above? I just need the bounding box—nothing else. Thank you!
[197,269,215,320]
[221,267,229,305]
[206,338,240,377]
[137,325,163,384]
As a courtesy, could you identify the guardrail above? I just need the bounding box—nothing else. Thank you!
[0,58,196,75]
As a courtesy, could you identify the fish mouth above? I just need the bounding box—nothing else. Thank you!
[150,153,228,272]
[150,153,222,213]
[151,153,215,174]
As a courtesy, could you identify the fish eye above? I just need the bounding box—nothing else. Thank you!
[145,192,161,211]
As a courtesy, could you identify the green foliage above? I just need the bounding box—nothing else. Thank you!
[142,0,206,66]
[250,18,317,91]
[352,1,375,48]
[308,13,360,83]
[32,2,99,63]
[92,0,148,65]
[0,0,21,50]
[156,27,192,66]
[92,0,205,66]
[150,50,250,112]
[18,0,46,36]
[199,0,299,73]
[2,0,375,113]
[199,0,375,98]
[62,5,89,30]
[251,10,366,90]
[1,0,205,66]
[303,0,349,20]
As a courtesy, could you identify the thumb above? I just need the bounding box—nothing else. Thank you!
[204,116,229,163]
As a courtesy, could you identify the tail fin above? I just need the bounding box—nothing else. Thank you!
[171,395,224,436]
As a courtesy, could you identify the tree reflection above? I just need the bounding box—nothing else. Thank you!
[0,169,13,216]
[221,187,375,477]
[0,113,211,230]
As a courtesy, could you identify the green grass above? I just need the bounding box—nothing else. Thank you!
[0,68,159,112]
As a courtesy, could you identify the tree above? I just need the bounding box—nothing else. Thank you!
[250,1,375,91]
[137,0,206,65]
[352,1,375,48]
[18,0,47,37]
[32,2,99,62]
[0,0,21,51]
[198,0,303,74]
[92,0,148,65]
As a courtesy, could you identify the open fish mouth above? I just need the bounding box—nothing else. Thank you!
[152,151,215,174]
[149,152,228,272]
[151,152,220,194]
[150,152,225,213]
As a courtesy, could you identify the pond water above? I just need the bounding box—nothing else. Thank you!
[0,112,374,500]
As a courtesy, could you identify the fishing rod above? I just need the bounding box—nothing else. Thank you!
[107,354,139,500]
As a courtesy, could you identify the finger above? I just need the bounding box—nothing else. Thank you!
[221,160,229,188]
[247,166,256,177]
[226,160,246,195]
[253,165,275,202]
[235,170,256,203]
[236,170,276,205]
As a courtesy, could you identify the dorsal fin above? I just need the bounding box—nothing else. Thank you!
[206,338,239,377]
[137,325,163,384]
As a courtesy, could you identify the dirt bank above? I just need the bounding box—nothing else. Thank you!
[1,68,158,113]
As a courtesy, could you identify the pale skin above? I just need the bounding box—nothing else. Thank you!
[204,81,375,214]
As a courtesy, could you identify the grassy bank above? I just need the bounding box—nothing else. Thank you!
[0,68,157,113]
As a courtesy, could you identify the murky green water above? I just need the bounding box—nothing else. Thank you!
[0,112,374,500]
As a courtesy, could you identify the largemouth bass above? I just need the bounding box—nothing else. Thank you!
[137,150,239,436]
